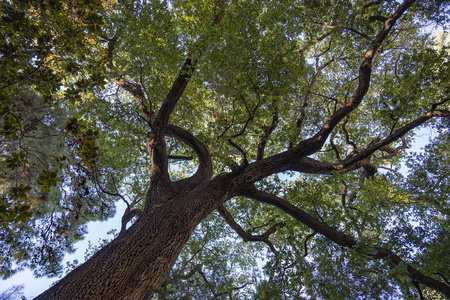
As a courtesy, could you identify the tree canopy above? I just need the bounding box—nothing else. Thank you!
[1,0,450,299]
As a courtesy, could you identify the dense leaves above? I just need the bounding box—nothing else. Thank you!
[1,0,450,299]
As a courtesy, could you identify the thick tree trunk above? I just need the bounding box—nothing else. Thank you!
[35,176,232,300]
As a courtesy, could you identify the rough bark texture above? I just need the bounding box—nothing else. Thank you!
[35,176,234,300]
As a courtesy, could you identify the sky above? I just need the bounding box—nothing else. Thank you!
[0,202,126,299]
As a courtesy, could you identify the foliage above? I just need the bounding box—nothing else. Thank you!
[1,0,450,299]
[0,0,115,278]
[0,284,25,300]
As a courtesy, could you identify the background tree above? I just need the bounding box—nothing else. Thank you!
[0,284,25,300]
[1,0,449,299]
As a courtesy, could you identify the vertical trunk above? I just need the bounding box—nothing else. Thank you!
[35,176,232,300]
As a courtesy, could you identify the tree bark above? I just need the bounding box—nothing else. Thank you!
[35,176,234,300]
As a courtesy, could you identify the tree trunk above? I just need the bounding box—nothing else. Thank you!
[35,176,232,300]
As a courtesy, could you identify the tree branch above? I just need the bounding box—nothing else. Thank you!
[431,98,449,111]
[167,125,213,191]
[290,58,334,148]
[234,108,448,185]
[310,20,373,41]
[342,116,358,150]
[436,273,450,285]
[335,110,450,173]
[379,137,407,159]
[228,0,417,186]
[227,138,248,165]
[152,0,225,136]
[303,231,317,257]
[213,282,250,298]
[413,280,425,300]
[257,104,279,160]
[217,204,284,252]
[299,31,333,57]
[120,208,143,235]
[310,0,416,151]
[152,58,196,135]
[329,136,342,162]
[144,1,225,210]
[240,186,450,297]
[240,186,357,247]
[113,76,152,126]
[104,36,153,126]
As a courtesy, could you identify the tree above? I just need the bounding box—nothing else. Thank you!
[0,284,25,300]
[1,0,449,298]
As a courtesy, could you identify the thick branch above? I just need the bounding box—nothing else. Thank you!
[240,186,357,247]
[217,204,284,252]
[167,125,213,191]
[145,130,174,210]
[288,110,448,176]
[240,186,450,297]
[231,1,417,185]
[235,108,448,185]
[311,0,416,149]
[371,247,450,297]
[152,58,196,136]
[152,1,225,136]
[145,2,225,209]
[120,208,143,235]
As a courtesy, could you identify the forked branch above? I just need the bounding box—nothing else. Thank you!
[239,186,450,297]
[120,207,143,235]
[145,1,225,209]
[236,107,448,185]
[217,204,284,252]
[335,110,450,173]
[310,0,416,150]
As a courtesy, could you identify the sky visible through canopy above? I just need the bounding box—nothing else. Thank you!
[1,1,449,298]
[0,127,436,299]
